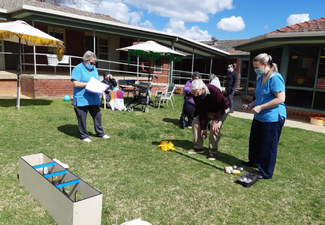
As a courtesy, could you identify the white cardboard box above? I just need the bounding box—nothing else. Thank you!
[19,153,102,225]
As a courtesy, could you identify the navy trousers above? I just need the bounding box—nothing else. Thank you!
[226,87,236,111]
[74,105,105,139]
[248,115,285,179]
[183,103,197,127]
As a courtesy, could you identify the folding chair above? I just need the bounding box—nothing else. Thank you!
[155,83,176,109]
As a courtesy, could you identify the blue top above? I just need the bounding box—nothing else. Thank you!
[254,72,287,122]
[71,62,101,106]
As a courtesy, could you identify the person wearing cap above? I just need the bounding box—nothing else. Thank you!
[102,71,117,94]
[180,71,201,129]
[71,51,110,143]
[188,79,229,160]
[226,63,238,113]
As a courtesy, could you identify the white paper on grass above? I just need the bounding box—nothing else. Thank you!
[85,77,109,94]
[120,218,152,225]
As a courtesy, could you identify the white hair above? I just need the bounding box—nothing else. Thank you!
[190,79,206,90]
[83,50,97,62]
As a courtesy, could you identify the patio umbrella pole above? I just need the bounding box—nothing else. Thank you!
[16,38,21,110]
[174,149,224,171]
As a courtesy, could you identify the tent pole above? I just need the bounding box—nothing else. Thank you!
[16,38,21,110]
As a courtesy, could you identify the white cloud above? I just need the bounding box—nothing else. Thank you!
[286,14,310,26]
[123,0,234,22]
[140,20,155,29]
[61,0,145,25]
[129,12,143,26]
[263,25,269,29]
[216,16,245,32]
[163,19,211,41]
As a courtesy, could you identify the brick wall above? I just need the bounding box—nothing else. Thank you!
[21,77,73,99]
[0,80,16,95]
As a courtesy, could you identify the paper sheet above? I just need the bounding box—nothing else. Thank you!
[85,77,109,94]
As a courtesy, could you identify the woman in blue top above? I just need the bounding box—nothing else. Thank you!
[71,51,109,142]
[242,53,286,179]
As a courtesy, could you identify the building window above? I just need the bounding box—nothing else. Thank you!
[48,27,65,52]
[287,46,319,88]
[286,89,313,109]
[316,46,325,89]
[98,38,109,60]
[154,59,162,73]
[313,91,325,110]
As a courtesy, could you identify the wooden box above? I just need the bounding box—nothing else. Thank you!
[19,153,102,225]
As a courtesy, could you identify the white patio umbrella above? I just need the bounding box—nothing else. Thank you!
[117,40,185,82]
[0,20,65,110]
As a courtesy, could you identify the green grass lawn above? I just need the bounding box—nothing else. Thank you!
[0,95,324,225]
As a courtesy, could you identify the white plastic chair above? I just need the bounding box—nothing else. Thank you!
[155,83,176,109]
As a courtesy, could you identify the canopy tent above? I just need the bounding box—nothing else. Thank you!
[117,40,185,83]
[0,20,65,110]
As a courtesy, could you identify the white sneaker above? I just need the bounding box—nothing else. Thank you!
[102,134,110,139]
[187,126,192,129]
[82,138,92,143]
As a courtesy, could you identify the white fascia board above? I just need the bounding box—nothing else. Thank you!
[229,53,250,56]
[0,8,7,13]
[7,5,229,56]
[234,31,325,47]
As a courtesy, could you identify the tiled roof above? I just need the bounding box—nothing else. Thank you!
[270,17,325,34]
[0,0,124,24]
[201,39,249,53]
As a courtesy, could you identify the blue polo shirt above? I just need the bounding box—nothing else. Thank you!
[254,72,287,122]
[71,62,101,107]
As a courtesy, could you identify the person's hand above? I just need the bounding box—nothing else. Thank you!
[251,105,262,114]
[242,104,250,111]
[201,130,207,138]
[211,121,220,133]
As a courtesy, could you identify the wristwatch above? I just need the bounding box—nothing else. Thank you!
[213,120,219,123]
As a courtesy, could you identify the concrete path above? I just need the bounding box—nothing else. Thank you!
[231,95,325,134]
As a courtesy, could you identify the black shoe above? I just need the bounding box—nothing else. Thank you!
[236,172,260,188]
[228,110,234,113]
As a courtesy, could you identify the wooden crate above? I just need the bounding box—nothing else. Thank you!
[19,153,102,225]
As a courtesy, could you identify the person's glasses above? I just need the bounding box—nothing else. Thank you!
[89,61,96,65]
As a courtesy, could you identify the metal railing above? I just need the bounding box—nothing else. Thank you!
[0,51,245,90]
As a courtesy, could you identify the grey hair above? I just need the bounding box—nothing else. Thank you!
[190,79,206,90]
[191,71,201,79]
[254,53,278,85]
[209,73,216,80]
[83,51,97,62]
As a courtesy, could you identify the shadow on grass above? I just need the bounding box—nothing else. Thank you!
[162,118,179,126]
[152,139,259,173]
[0,99,53,107]
[57,124,80,139]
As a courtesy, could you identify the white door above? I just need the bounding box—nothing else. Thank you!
[0,40,5,70]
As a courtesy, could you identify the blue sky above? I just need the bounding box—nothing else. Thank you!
[62,0,325,41]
